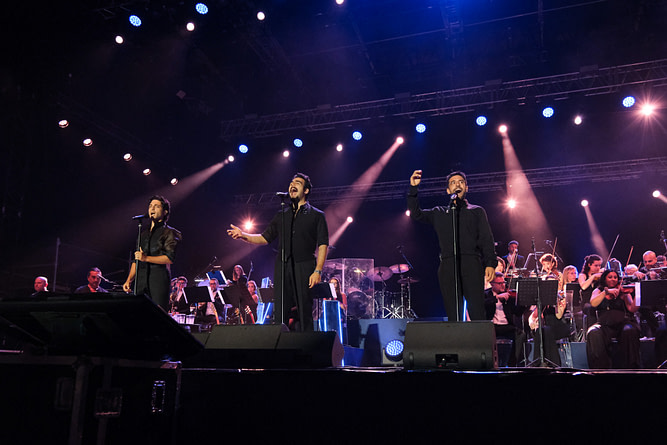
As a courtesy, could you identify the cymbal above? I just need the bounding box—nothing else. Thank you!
[397,277,420,284]
[389,264,410,274]
[367,266,393,281]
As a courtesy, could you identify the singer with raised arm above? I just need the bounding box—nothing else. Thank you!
[227,173,329,331]
[407,170,497,321]
[123,195,182,311]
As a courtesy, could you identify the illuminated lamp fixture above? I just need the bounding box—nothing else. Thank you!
[129,14,142,27]
[238,144,249,154]
[82,138,93,147]
[396,136,404,145]
[336,143,343,152]
[195,3,209,14]
[573,115,583,125]
[123,153,132,161]
[293,138,303,148]
[186,22,195,32]
[498,124,508,134]
[580,199,589,207]
[476,116,487,126]
[384,339,404,362]
[283,150,290,158]
[352,131,362,141]
[346,216,353,223]
[227,155,235,163]
[170,178,178,185]
[415,123,426,133]
[653,190,661,198]
[143,168,151,176]
[622,96,636,108]
[58,119,69,128]
[257,11,266,21]
[115,35,124,44]
[542,107,554,118]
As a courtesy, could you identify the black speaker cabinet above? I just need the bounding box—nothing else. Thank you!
[185,324,343,368]
[403,321,498,370]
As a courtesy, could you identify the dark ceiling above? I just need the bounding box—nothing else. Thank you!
[2,0,667,306]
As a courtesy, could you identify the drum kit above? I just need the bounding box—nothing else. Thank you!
[366,263,418,319]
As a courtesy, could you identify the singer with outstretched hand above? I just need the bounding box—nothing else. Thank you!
[123,195,182,311]
[227,173,329,331]
[407,170,497,321]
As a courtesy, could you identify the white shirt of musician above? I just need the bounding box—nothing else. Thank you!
[493,299,508,325]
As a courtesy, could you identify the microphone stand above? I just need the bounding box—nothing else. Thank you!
[133,219,143,296]
[448,193,463,321]
[277,194,289,328]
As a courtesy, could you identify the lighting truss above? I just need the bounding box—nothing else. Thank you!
[220,59,667,139]
[233,156,667,208]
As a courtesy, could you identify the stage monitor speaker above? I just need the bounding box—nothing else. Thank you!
[185,324,287,368]
[276,331,344,368]
[0,293,203,361]
[403,321,498,370]
[185,325,342,368]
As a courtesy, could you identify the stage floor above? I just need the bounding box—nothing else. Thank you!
[1,352,666,444]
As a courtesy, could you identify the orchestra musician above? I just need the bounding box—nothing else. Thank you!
[559,265,578,292]
[247,280,259,304]
[484,272,526,366]
[503,240,525,274]
[329,277,347,313]
[578,254,603,331]
[586,269,640,369]
[169,276,189,314]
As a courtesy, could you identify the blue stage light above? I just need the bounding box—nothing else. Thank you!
[195,3,209,14]
[129,15,142,27]
[293,138,303,148]
[475,115,487,126]
[415,123,426,133]
[542,107,554,118]
[622,96,636,108]
[352,131,363,141]
[384,339,404,362]
[238,144,248,154]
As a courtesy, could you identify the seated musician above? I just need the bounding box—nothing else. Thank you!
[586,270,640,369]
[503,240,525,275]
[247,280,260,304]
[169,276,190,313]
[578,254,603,330]
[485,256,506,289]
[484,272,526,366]
[640,250,661,280]
[329,277,347,313]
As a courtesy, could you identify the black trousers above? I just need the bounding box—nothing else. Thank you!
[273,258,316,331]
[586,313,640,369]
[438,255,485,321]
[136,263,170,311]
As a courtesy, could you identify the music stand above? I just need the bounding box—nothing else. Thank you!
[516,278,559,367]
[257,287,274,303]
[183,286,215,303]
[206,270,228,287]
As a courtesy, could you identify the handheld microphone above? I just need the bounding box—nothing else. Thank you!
[132,214,148,220]
[275,192,289,197]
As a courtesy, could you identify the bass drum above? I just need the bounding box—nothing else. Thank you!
[347,290,373,319]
